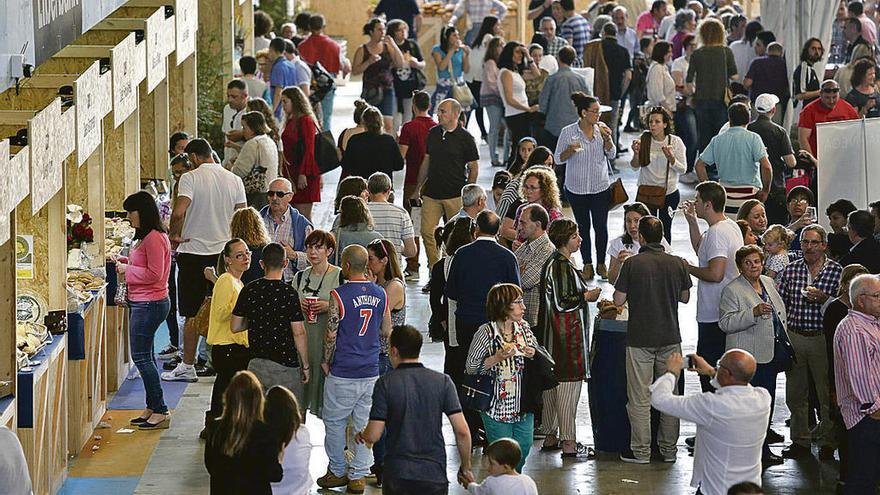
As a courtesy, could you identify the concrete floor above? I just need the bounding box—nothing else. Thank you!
[132,82,841,494]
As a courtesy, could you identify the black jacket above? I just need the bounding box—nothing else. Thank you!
[839,237,880,274]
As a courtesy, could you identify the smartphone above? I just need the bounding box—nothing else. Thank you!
[686,355,694,369]
[806,206,817,222]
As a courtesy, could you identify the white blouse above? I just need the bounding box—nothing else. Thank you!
[499,68,529,117]
[646,62,676,114]
[229,133,279,191]
[631,134,687,193]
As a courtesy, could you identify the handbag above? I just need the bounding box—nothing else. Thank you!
[636,135,670,210]
[722,49,733,105]
[459,373,495,412]
[114,276,128,307]
[295,127,340,175]
[451,80,474,108]
[186,296,212,338]
[608,178,629,210]
[242,139,268,194]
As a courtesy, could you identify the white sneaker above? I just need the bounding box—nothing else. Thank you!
[158,344,179,360]
[679,172,699,184]
[161,362,198,382]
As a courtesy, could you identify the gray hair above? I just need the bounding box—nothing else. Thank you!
[612,5,627,16]
[367,172,392,195]
[591,15,613,39]
[674,9,696,31]
[800,224,828,244]
[850,274,880,304]
[540,16,556,28]
[461,184,487,208]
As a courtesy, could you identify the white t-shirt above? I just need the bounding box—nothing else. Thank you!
[608,236,671,259]
[539,54,559,75]
[271,427,312,495]
[499,69,528,117]
[177,163,247,255]
[0,426,31,495]
[467,473,538,495]
[696,218,743,322]
[222,104,245,166]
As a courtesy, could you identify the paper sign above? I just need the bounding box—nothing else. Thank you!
[16,235,34,279]
[112,33,138,128]
[175,0,197,65]
[75,62,103,166]
[29,99,63,214]
[146,8,167,93]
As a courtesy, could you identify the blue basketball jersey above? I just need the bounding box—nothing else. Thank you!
[330,281,387,378]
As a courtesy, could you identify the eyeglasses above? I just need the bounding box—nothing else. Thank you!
[511,298,526,306]
[523,184,541,191]
[267,190,291,197]
[234,250,252,259]
[821,87,840,93]
[860,292,880,300]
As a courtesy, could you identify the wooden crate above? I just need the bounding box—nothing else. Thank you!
[105,304,131,393]
[67,290,108,456]
[17,334,68,495]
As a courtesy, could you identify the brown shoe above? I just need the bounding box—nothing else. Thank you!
[317,470,349,489]
[582,263,595,280]
[347,477,365,494]
[596,263,608,279]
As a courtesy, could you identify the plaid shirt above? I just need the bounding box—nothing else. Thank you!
[560,15,590,67]
[545,35,569,58]
[776,257,842,333]
[451,0,507,24]
[262,206,310,282]
[514,233,555,327]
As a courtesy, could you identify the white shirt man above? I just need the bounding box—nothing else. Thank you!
[222,80,249,167]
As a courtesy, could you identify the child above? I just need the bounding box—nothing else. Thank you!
[265,386,312,495]
[762,224,794,279]
[737,220,758,246]
[467,439,538,495]
[487,170,511,211]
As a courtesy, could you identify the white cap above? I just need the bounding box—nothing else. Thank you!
[754,93,780,114]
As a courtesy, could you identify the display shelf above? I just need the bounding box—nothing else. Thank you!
[66,288,108,456]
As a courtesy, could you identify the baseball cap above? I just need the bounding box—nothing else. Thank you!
[754,93,780,114]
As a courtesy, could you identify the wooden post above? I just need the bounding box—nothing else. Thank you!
[241,0,255,57]
[169,54,198,136]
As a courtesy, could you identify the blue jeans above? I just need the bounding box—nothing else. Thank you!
[846,417,880,494]
[674,107,698,173]
[484,103,508,164]
[694,99,728,155]
[323,373,378,480]
[481,412,534,472]
[565,187,611,265]
[321,87,336,130]
[464,22,482,46]
[697,322,727,393]
[129,298,171,414]
[373,354,393,468]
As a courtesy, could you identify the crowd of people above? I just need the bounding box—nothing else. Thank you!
[72,2,880,495]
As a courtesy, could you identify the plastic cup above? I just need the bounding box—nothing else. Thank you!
[305,297,319,323]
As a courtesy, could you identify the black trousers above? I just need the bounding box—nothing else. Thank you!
[208,344,251,420]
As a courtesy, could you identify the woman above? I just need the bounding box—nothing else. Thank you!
[169,131,190,158]
[730,20,763,80]
[688,18,738,158]
[507,136,538,178]
[845,58,880,118]
[117,191,172,430]
[524,44,551,107]
[430,217,476,357]
[646,41,676,114]
[737,199,769,238]
[498,145,553,243]
[334,176,369,215]
[337,99,370,159]
[205,239,252,436]
[629,107,686,242]
[246,98,283,168]
[205,371,282,495]
[331,196,383,265]
[230,207,271,284]
[280,86,320,221]
[431,26,470,111]
[352,18,405,134]
[253,11,274,51]
[465,16,503,141]
[513,167,563,244]
[340,106,403,178]
[293,231,342,418]
[499,41,540,168]
[670,8,696,59]
[671,33,698,182]
[719,245,792,462]
[228,111,279,209]
[737,220,759,245]
[537,219,599,458]
[266,386,312,495]
[388,19,426,128]
[554,92,615,280]
[465,283,539,472]
[607,202,671,284]
[481,35,509,167]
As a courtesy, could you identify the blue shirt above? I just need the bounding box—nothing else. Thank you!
[331,281,388,379]
[699,126,768,189]
[432,45,464,81]
[270,57,300,119]
[539,67,588,136]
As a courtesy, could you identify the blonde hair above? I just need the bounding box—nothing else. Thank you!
[698,17,726,46]
[762,224,795,249]
[520,167,561,211]
[281,86,320,129]
[214,371,265,457]
[230,207,271,248]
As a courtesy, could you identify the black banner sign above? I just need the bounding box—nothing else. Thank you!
[33,0,83,66]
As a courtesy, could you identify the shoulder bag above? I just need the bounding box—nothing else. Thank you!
[608,178,629,210]
[635,135,670,210]
[295,124,340,174]
[451,79,475,108]
[242,138,268,194]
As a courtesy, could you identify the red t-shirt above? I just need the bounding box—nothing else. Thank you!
[298,34,341,74]
[399,115,437,185]
[798,98,858,156]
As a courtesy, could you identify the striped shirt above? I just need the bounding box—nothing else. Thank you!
[450,0,507,24]
[776,257,842,333]
[554,122,614,195]
[514,233,555,327]
[833,310,880,429]
[560,14,590,67]
[367,202,415,253]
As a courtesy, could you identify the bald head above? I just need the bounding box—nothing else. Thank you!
[719,349,757,385]
[341,244,369,277]
[269,177,292,192]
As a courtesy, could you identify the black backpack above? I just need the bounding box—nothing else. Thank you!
[309,61,336,105]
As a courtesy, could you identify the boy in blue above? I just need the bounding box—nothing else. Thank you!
[318,245,391,494]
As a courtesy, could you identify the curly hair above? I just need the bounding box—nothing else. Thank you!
[520,167,561,211]
[281,86,319,129]
[247,98,280,143]
[230,207,271,248]
[762,224,795,249]
[698,17,726,46]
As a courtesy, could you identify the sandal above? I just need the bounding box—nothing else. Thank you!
[561,443,596,459]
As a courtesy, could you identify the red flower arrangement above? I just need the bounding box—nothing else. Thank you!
[68,213,94,248]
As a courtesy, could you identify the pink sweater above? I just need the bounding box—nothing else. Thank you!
[125,230,171,302]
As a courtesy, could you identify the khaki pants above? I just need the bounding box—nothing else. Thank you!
[786,332,833,447]
[421,195,462,267]
[625,344,682,460]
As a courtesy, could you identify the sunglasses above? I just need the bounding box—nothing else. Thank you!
[821,87,840,93]
[267,190,291,197]
[369,238,389,258]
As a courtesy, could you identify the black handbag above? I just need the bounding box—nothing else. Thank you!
[296,129,340,174]
[459,373,495,412]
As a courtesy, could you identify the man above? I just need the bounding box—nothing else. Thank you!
[528,0,554,32]
[827,198,858,234]
[356,325,474,493]
[410,99,479,268]
[844,16,873,64]
[398,90,436,275]
[450,0,508,45]
[651,350,770,495]
[539,46,587,156]
[514,204,555,327]
[366,172,417,262]
[746,94,797,226]
[283,39,312,97]
[536,16,569,58]
[455,184,487,220]
[557,0,590,67]
[222,79,248,167]
[635,0,668,39]
[612,6,638,59]
[798,79,859,161]
[163,139,247,382]
[726,13,747,46]
[871,200,880,241]
[743,43,790,120]
[298,14,342,128]
[318,245,392,494]
[614,216,692,464]
[268,37,300,119]
[776,225,842,459]
[684,181,744,393]
[260,177,312,282]
[239,56,266,101]
[373,0,422,38]
[841,210,880,273]
[600,23,633,153]
[833,274,880,493]
[793,38,823,116]
[231,243,310,398]
[695,103,772,216]
[848,0,877,45]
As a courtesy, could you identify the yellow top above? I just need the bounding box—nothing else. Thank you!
[206,272,247,347]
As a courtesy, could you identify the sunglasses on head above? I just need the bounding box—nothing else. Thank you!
[821,87,840,93]
[267,190,291,197]
[369,239,389,258]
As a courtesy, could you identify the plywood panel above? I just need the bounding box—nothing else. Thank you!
[138,80,157,179]
[16,195,50,301]
[146,8,168,93]
[68,291,108,456]
[0,140,10,246]
[105,305,131,393]
[98,71,113,119]
[135,39,148,87]
[112,33,138,128]
[0,211,14,401]
[162,14,177,58]
[35,58,95,75]
[58,107,76,161]
[176,0,198,65]
[75,62,106,166]
[103,115,126,211]
[74,30,129,47]
[29,98,63,215]
[10,146,30,211]
[168,54,197,136]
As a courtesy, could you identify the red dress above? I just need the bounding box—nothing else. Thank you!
[282,114,321,203]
